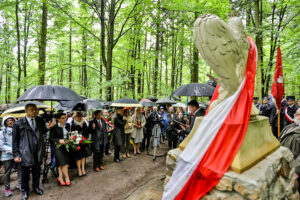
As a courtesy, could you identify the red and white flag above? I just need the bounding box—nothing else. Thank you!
[162,36,257,200]
[271,46,284,110]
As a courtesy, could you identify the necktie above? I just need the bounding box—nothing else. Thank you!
[30,118,35,130]
[98,120,102,131]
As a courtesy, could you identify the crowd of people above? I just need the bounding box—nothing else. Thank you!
[254,95,300,137]
[0,100,204,200]
[0,95,299,199]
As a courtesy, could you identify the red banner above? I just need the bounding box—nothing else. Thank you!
[271,46,284,110]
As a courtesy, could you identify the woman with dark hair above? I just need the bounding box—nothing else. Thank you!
[49,113,71,186]
[70,111,89,177]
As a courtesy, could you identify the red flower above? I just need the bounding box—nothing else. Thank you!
[77,146,81,150]
[82,136,86,140]
[70,136,75,140]
[80,140,83,144]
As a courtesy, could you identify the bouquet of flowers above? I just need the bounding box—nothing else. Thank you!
[56,130,92,152]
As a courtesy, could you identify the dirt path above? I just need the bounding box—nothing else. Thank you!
[0,146,167,200]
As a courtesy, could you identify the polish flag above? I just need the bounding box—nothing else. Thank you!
[163,36,257,200]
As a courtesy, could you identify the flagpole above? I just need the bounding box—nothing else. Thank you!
[277,112,280,138]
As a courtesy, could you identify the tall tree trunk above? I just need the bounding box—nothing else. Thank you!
[106,0,115,101]
[142,31,147,97]
[6,63,12,103]
[15,0,21,97]
[0,64,3,98]
[191,12,199,83]
[23,2,31,91]
[254,0,263,101]
[165,36,168,91]
[179,26,184,86]
[137,39,142,98]
[153,0,161,96]
[82,32,88,96]
[69,24,72,88]
[38,1,48,85]
[159,33,163,96]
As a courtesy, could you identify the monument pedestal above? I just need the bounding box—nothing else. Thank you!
[179,116,280,173]
[165,116,298,199]
[165,147,299,199]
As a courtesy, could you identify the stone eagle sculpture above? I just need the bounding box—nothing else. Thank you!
[194,14,258,115]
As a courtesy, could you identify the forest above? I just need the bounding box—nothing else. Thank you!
[0,0,299,103]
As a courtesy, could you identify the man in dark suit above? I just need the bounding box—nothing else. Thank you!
[89,110,107,172]
[186,100,205,133]
[12,103,53,200]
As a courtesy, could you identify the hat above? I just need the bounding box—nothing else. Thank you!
[263,97,270,101]
[2,116,16,127]
[253,97,259,101]
[108,109,113,112]
[286,96,295,101]
[159,105,164,109]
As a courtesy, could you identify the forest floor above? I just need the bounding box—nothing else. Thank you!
[0,144,168,200]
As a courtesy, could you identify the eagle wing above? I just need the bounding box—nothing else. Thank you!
[194,14,249,93]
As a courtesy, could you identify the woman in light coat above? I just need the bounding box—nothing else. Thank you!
[131,108,146,155]
[0,116,21,197]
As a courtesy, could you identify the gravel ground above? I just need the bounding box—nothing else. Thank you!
[0,145,167,200]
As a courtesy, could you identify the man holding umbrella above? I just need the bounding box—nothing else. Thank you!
[12,103,54,200]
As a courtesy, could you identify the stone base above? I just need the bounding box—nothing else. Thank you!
[165,147,299,200]
[179,116,280,173]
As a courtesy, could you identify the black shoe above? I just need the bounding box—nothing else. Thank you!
[22,192,29,200]
[114,159,120,163]
[33,188,43,195]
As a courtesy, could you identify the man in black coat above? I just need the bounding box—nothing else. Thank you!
[12,103,53,200]
[112,108,126,163]
[282,96,298,128]
[89,110,107,172]
[185,100,205,134]
[259,97,272,118]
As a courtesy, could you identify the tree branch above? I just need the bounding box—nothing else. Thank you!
[49,0,101,41]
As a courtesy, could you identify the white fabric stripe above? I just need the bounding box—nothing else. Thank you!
[162,78,246,200]
[285,106,294,123]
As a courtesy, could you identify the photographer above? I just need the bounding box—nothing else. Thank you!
[166,107,178,150]
[150,106,163,147]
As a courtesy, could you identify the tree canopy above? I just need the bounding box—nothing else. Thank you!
[0,0,299,103]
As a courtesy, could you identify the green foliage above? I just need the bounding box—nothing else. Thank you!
[0,0,298,103]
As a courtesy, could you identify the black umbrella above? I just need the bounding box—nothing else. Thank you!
[59,100,81,108]
[111,98,142,107]
[83,99,104,110]
[206,80,217,88]
[17,85,82,102]
[72,102,87,112]
[147,96,158,102]
[9,101,49,109]
[171,83,215,97]
[53,103,72,112]
[155,97,177,104]
[139,99,156,107]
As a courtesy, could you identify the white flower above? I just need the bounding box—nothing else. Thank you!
[75,137,82,145]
